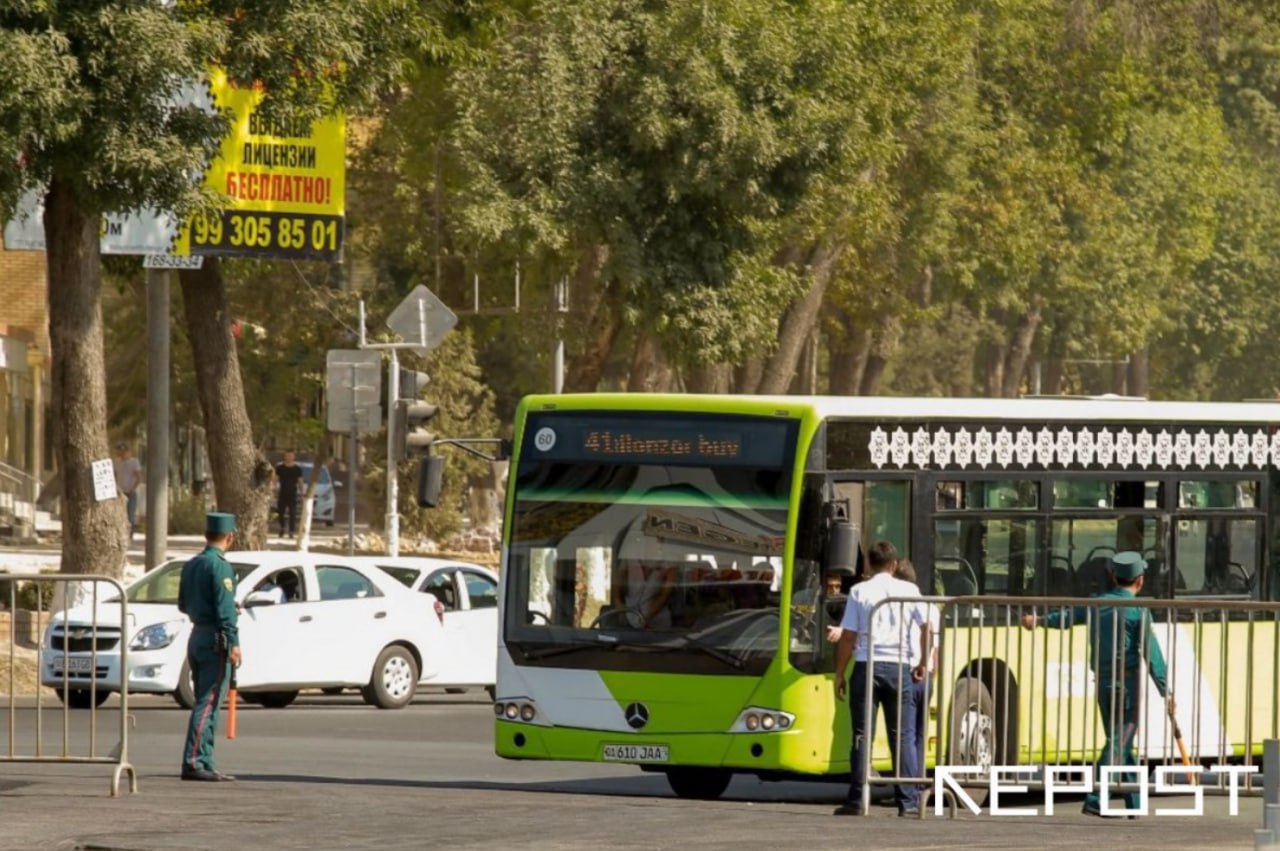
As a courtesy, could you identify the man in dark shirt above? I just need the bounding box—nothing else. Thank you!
[1022,551,1172,816]
[274,450,304,538]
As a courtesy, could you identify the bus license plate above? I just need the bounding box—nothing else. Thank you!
[602,744,669,763]
[51,657,93,673]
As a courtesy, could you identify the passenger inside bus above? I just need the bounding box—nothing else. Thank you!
[610,530,677,629]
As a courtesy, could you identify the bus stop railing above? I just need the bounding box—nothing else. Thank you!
[2,573,137,796]
[855,594,1280,817]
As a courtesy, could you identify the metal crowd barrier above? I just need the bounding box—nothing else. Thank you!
[2,573,137,796]
[853,594,1280,817]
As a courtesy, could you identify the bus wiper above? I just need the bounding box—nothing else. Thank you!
[665,634,745,670]
[521,632,743,669]
[520,632,628,661]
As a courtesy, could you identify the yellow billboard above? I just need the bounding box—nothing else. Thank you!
[172,68,345,261]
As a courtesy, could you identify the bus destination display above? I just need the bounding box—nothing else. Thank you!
[523,413,795,468]
[582,428,742,460]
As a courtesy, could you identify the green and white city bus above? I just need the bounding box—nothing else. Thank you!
[494,393,1280,799]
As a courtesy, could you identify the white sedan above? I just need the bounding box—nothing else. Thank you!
[363,557,499,698]
[41,551,444,710]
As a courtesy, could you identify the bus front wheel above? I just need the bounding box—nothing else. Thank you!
[948,677,999,771]
[665,767,732,800]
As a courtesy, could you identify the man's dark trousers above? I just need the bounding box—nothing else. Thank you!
[848,661,920,811]
[182,628,230,773]
[277,494,298,536]
[1086,682,1142,811]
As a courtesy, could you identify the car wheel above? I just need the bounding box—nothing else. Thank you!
[56,688,111,709]
[173,660,196,709]
[665,767,732,800]
[253,691,299,709]
[368,645,418,709]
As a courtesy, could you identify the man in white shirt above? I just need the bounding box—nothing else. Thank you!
[896,559,941,763]
[833,541,929,817]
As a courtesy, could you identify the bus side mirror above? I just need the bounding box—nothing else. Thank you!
[825,520,858,575]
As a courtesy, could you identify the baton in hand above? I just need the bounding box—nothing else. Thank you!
[1169,702,1194,784]
[227,672,238,740]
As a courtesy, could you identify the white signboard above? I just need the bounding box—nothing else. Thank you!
[144,254,204,270]
[4,189,183,254]
[91,459,118,502]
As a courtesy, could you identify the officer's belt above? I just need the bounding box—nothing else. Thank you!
[190,623,222,632]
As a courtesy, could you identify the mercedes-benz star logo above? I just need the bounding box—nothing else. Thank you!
[624,702,649,729]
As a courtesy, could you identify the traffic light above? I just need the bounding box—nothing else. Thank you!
[399,369,429,399]
[391,399,438,462]
[416,455,445,508]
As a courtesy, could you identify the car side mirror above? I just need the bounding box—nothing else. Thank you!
[243,591,279,608]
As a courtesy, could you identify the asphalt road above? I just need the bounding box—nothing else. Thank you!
[0,690,1269,850]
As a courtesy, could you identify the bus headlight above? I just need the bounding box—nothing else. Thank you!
[730,706,795,734]
[495,699,543,725]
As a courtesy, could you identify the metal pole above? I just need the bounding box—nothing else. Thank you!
[145,268,170,570]
[553,276,566,394]
[553,338,564,394]
[386,348,400,558]
[347,364,358,557]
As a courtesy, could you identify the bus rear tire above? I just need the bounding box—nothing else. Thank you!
[665,767,732,800]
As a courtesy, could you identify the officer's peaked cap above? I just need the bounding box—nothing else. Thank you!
[1109,551,1146,581]
[206,512,237,535]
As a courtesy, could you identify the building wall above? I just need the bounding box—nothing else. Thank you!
[0,235,48,483]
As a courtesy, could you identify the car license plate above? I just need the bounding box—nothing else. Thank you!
[602,744,669,763]
[51,657,93,673]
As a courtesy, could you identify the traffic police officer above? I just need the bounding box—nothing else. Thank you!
[1022,551,1173,816]
[178,512,241,781]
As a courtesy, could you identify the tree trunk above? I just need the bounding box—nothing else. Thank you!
[828,314,869,396]
[859,316,901,396]
[1127,346,1149,398]
[756,244,843,395]
[1111,361,1128,395]
[1043,323,1065,395]
[684,363,731,394]
[982,340,1006,397]
[1000,299,1042,398]
[733,358,765,395]
[179,260,274,549]
[44,178,128,577]
[563,245,618,392]
[789,328,819,394]
[626,332,672,392]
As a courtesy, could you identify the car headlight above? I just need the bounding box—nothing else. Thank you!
[130,620,183,651]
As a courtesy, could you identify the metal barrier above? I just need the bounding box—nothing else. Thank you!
[852,594,1280,817]
[2,573,137,796]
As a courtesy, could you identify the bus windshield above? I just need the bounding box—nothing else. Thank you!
[504,411,799,675]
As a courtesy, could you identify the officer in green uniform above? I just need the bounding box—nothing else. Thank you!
[1022,551,1174,816]
[178,512,241,782]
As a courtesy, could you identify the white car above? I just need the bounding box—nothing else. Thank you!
[365,557,499,698]
[41,551,443,710]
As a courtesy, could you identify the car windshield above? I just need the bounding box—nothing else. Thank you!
[376,566,420,588]
[503,411,798,676]
[126,559,259,604]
